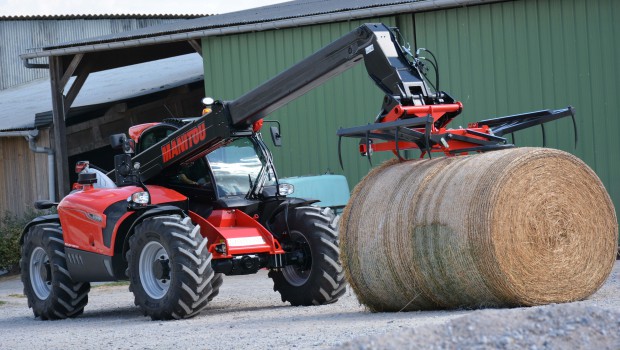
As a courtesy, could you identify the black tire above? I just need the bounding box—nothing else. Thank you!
[126,215,214,320]
[208,273,223,302]
[20,222,90,320]
[268,206,346,305]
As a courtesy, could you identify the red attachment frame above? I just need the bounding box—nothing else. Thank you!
[382,102,463,122]
[345,101,574,162]
[358,102,500,157]
[189,209,284,260]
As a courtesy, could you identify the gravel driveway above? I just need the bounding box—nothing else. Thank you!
[0,263,618,349]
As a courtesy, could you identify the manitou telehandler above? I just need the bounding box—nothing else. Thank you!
[20,23,573,320]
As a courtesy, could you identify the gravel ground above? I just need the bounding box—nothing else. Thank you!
[0,262,618,349]
[339,304,620,350]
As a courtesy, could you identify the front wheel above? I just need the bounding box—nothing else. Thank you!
[208,273,223,302]
[20,222,90,320]
[126,215,214,320]
[269,206,346,305]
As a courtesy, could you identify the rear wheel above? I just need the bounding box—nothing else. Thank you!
[127,215,214,320]
[269,206,346,305]
[20,222,90,320]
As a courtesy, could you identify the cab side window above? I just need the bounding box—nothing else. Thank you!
[137,126,176,153]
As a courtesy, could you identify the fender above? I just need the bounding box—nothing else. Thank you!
[119,205,188,257]
[20,214,60,245]
[270,197,319,219]
[263,197,319,238]
[65,204,189,282]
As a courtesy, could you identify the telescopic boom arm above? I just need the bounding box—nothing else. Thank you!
[228,23,434,127]
[128,23,435,182]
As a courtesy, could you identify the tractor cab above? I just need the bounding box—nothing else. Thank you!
[129,120,284,212]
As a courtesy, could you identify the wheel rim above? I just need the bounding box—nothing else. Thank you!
[29,247,52,300]
[282,231,312,287]
[139,241,171,299]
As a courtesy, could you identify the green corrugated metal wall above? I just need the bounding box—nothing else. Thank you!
[202,18,397,188]
[202,0,619,224]
[413,0,620,225]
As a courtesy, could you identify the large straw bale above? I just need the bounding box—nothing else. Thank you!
[340,147,618,311]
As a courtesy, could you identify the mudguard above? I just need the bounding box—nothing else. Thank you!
[264,198,319,237]
[119,205,187,257]
[20,214,60,245]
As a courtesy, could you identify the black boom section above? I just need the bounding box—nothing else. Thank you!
[227,23,431,127]
[131,103,240,182]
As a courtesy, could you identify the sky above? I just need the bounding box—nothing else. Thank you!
[0,0,291,16]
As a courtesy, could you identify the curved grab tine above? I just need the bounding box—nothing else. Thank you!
[338,134,344,170]
[541,123,546,147]
[511,132,516,145]
[395,126,403,161]
[571,113,578,148]
[365,130,373,167]
[425,115,432,159]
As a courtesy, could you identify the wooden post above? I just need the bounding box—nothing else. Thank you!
[49,56,70,198]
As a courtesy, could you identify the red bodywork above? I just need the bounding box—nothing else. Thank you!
[128,123,159,143]
[59,183,283,259]
[190,210,284,259]
[58,185,185,256]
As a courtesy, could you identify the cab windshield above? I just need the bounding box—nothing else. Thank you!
[207,137,275,197]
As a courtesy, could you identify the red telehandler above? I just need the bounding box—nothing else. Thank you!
[20,23,573,320]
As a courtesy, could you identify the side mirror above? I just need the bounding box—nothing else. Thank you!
[270,126,282,147]
[34,200,58,210]
[110,133,135,154]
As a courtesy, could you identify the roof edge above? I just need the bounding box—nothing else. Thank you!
[1,14,208,21]
[20,0,503,60]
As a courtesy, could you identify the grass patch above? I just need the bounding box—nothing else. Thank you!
[8,294,24,298]
[93,281,130,288]
[0,301,6,306]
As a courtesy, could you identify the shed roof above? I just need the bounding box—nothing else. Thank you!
[0,14,207,21]
[42,0,418,50]
[0,53,203,132]
[20,0,494,72]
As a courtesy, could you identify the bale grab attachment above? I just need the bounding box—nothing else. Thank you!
[337,103,575,165]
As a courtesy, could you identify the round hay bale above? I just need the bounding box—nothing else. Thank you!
[340,147,618,311]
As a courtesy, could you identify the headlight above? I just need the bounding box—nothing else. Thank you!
[278,183,294,196]
[128,191,150,207]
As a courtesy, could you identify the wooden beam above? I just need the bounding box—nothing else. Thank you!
[188,39,202,57]
[59,53,84,92]
[64,71,89,115]
[49,56,70,197]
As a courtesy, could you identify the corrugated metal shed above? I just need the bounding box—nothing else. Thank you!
[0,14,206,20]
[40,0,422,49]
[0,17,193,90]
[0,53,203,131]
